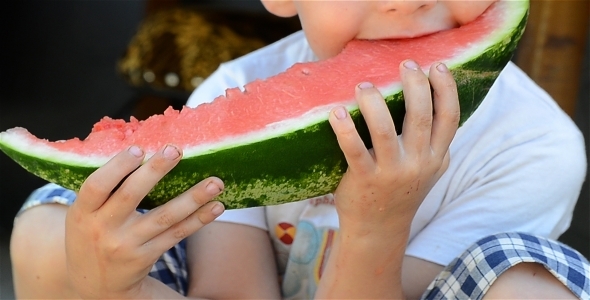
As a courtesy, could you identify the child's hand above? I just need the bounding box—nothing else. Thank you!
[65,145,225,298]
[329,60,459,236]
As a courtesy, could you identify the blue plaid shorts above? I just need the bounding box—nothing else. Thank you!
[21,184,590,298]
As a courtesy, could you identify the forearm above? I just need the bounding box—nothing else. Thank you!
[73,276,190,299]
[134,277,196,300]
[315,226,411,299]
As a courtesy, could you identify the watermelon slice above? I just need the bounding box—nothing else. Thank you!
[0,0,528,209]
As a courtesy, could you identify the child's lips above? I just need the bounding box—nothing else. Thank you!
[375,22,457,41]
[381,28,451,40]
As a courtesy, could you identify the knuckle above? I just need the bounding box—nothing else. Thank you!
[424,157,447,178]
[155,210,176,228]
[438,158,450,173]
[148,158,168,173]
[446,109,461,125]
[196,209,215,226]
[436,152,451,171]
[335,120,358,137]
[406,165,421,179]
[190,188,211,206]
[147,154,176,174]
[401,156,425,176]
[172,226,191,239]
[135,252,156,267]
[435,108,460,124]
[346,146,366,161]
[103,238,124,256]
[115,188,135,204]
[373,123,396,139]
[80,179,106,197]
[412,113,433,129]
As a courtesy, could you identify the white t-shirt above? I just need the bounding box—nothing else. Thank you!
[187,31,586,298]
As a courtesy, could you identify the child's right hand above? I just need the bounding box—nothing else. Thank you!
[329,60,460,236]
[64,145,225,299]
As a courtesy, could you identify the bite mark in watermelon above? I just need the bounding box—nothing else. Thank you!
[0,0,529,209]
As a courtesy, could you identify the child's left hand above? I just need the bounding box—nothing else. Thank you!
[328,60,460,236]
[316,60,459,299]
[65,145,225,299]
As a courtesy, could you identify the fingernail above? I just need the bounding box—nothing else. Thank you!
[334,107,347,120]
[436,63,448,73]
[357,82,373,89]
[211,203,224,216]
[128,146,143,157]
[163,145,180,160]
[403,59,419,70]
[206,181,222,195]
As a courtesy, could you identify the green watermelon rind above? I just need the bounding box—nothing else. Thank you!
[0,1,528,209]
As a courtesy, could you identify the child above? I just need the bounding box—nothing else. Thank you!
[10,0,589,299]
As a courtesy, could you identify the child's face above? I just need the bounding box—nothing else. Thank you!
[262,0,497,60]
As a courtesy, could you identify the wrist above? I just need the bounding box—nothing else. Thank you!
[338,223,411,263]
[128,277,186,299]
[316,226,408,299]
[338,216,413,242]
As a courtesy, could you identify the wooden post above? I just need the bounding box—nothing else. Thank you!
[515,0,589,117]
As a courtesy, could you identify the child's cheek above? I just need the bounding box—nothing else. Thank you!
[449,0,497,26]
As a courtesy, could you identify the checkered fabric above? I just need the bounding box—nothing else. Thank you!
[148,238,188,295]
[422,232,590,299]
[19,183,77,211]
[19,184,590,298]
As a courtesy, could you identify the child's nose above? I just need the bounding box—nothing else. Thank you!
[380,0,437,14]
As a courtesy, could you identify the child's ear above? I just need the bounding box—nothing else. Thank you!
[261,0,298,17]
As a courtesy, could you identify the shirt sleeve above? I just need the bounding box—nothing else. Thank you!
[407,127,586,266]
[405,63,587,266]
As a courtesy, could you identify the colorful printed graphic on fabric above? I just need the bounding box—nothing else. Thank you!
[275,222,297,245]
[282,220,338,299]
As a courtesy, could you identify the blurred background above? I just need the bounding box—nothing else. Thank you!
[0,1,588,298]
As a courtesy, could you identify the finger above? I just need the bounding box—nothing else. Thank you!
[140,200,225,257]
[133,177,224,244]
[328,105,374,172]
[399,60,434,156]
[102,144,182,221]
[76,146,145,213]
[355,82,399,164]
[429,63,460,158]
